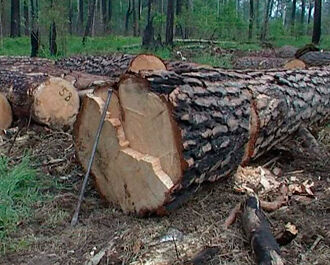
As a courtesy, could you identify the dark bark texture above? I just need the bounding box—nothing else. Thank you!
[55,54,135,79]
[138,66,330,211]
[83,0,97,45]
[248,0,254,40]
[165,0,175,45]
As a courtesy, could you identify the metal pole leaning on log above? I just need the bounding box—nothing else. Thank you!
[71,88,113,226]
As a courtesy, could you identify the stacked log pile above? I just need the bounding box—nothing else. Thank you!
[74,64,330,215]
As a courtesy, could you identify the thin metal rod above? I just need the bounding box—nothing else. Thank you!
[71,89,113,226]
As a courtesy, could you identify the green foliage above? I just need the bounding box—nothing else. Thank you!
[0,155,61,254]
[0,156,38,246]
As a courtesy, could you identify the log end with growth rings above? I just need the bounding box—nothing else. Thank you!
[128,54,167,73]
[74,81,183,215]
[32,77,80,129]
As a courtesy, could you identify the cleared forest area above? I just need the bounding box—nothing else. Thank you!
[0,1,330,265]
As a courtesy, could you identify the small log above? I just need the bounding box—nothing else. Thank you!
[0,69,79,129]
[74,66,330,215]
[128,54,166,73]
[299,51,330,67]
[242,196,284,265]
[0,93,13,130]
[284,59,306,70]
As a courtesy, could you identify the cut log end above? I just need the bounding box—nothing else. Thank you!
[33,77,80,129]
[128,54,167,73]
[284,59,306,70]
[74,92,179,215]
[0,93,13,130]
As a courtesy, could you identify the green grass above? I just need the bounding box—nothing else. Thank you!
[0,156,57,254]
[271,35,330,50]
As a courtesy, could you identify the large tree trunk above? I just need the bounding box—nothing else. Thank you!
[125,0,132,35]
[165,0,174,45]
[30,0,39,57]
[68,0,73,35]
[299,51,330,66]
[312,0,321,45]
[0,69,80,129]
[74,66,330,215]
[49,21,57,56]
[10,0,20,37]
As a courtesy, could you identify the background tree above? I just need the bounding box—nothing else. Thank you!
[248,0,254,40]
[10,0,21,37]
[312,0,321,44]
[165,0,174,45]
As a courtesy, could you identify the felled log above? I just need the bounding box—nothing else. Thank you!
[55,54,166,79]
[0,93,13,130]
[0,69,79,129]
[242,196,284,265]
[74,66,330,215]
[299,51,330,67]
[233,57,287,69]
[0,56,114,92]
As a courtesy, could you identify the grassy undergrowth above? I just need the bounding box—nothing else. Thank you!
[0,35,329,60]
[0,156,60,254]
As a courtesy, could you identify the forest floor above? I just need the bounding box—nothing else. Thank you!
[0,118,329,264]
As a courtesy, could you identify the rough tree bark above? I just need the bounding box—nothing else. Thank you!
[10,0,20,37]
[165,0,174,46]
[0,69,79,129]
[49,0,57,56]
[68,0,73,35]
[74,66,330,215]
[312,0,321,45]
[307,0,313,24]
[142,0,155,48]
[125,0,132,35]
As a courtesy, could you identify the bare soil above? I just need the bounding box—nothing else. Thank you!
[0,121,329,265]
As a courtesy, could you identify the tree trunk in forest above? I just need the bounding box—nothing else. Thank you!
[132,0,138,36]
[248,0,254,40]
[165,0,174,46]
[125,0,132,35]
[74,66,330,215]
[255,0,260,34]
[82,0,97,45]
[30,0,39,57]
[23,0,29,35]
[68,0,73,35]
[49,21,57,56]
[299,0,306,35]
[312,0,321,45]
[291,0,297,35]
[142,0,155,48]
[0,93,13,130]
[77,0,84,34]
[10,0,21,37]
[0,69,79,129]
[0,0,4,48]
[307,0,313,24]
[260,0,272,41]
